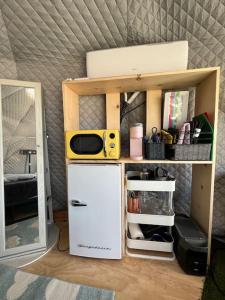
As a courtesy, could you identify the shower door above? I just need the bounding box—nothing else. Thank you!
[0,79,47,259]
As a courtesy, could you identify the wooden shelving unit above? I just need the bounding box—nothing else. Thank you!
[62,67,220,264]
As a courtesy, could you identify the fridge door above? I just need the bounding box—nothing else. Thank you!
[67,164,122,259]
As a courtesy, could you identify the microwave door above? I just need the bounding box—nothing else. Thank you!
[70,134,104,156]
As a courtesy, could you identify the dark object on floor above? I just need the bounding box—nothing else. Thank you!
[211,235,225,261]
[202,249,225,300]
[173,215,208,276]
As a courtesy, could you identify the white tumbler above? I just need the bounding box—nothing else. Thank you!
[130,123,143,160]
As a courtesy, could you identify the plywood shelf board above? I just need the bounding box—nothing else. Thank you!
[120,158,213,164]
[66,158,213,165]
[62,67,219,96]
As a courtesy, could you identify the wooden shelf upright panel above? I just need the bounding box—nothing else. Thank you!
[191,68,220,263]
[146,89,162,135]
[106,92,120,130]
[62,85,79,131]
[191,164,213,233]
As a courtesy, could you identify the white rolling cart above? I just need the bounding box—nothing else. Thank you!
[125,171,176,260]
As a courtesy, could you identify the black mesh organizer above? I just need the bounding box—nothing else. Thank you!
[145,143,165,160]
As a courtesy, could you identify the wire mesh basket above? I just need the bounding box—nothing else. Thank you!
[145,143,165,160]
[165,144,211,161]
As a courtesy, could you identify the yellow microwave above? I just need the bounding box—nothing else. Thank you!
[65,129,120,159]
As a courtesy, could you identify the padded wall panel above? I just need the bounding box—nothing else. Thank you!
[0,9,16,79]
[80,95,106,130]
[1,0,127,62]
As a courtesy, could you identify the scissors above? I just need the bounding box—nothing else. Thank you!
[151,127,160,143]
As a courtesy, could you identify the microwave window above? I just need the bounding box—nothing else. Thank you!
[70,134,103,155]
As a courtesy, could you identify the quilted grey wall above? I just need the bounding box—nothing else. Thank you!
[0,0,225,234]
[0,9,16,79]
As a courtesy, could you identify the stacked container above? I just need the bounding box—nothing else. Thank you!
[126,171,175,260]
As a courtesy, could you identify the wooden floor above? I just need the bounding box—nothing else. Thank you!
[23,221,204,300]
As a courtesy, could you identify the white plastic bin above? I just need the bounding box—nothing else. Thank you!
[127,235,174,253]
[126,171,175,192]
[127,212,174,226]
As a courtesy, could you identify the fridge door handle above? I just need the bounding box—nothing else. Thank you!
[71,200,87,207]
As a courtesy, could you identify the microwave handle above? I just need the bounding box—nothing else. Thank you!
[103,131,107,158]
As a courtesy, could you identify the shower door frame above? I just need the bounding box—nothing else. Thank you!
[0,79,47,259]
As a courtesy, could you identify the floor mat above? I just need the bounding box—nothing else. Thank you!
[5,217,39,249]
[202,250,225,300]
[0,264,115,300]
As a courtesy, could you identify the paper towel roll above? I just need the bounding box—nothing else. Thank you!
[128,223,144,240]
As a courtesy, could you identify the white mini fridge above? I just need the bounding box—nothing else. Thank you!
[67,164,122,259]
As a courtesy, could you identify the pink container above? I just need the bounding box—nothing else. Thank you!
[130,123,143,138]
[130,123,143,160]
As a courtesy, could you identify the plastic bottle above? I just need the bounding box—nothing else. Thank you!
[130,123,143,160]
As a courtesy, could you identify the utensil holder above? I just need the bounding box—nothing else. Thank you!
[145,143,165,160]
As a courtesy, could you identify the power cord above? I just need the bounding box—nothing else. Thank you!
[120,101,145,123]
[120,100,129,122]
